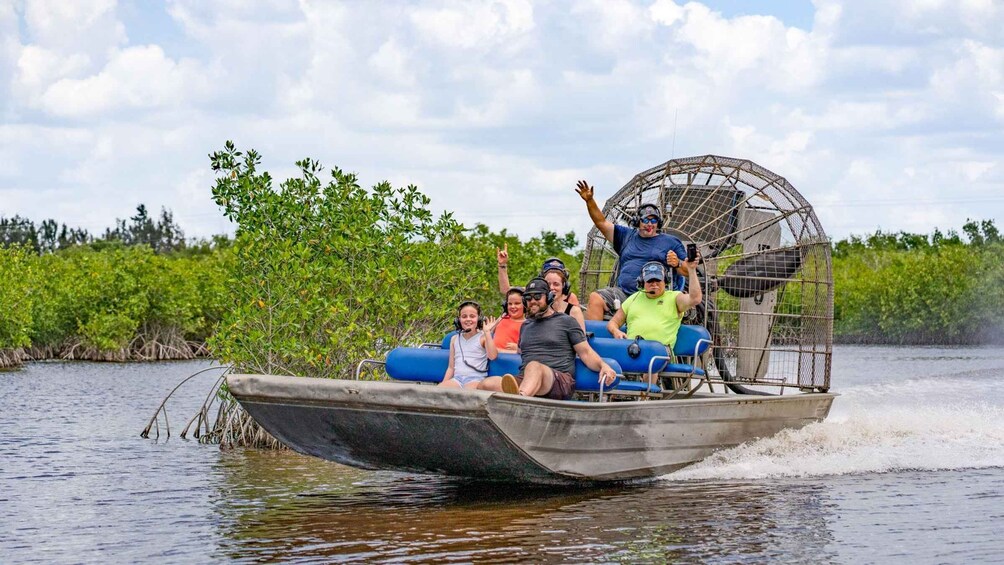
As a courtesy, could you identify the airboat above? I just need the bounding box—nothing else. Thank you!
[228,155,836,484]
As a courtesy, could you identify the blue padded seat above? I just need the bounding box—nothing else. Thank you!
[673,324,712,358]
[605,380,662,394]
[572,357,622,392]
[488,351,521,376]
[587,336,670,374]
[663,363,706,376]
[384,347,630,392]
[386,347,450,383]
[584,320,624,338]
[587,325,711,381]
[441,331,457,349]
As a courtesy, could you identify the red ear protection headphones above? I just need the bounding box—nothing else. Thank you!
[454,301,485,331]
[630,203,665,229]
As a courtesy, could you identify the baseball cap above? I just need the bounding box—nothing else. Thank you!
[524,277,550,295]
[638,203,662,221]
[641,262,666,282]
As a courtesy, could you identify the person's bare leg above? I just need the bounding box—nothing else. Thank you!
[586,292,606,320]
[478,376,503,392]
[520,361,555,397]
[463,381,482,390]
[438,379,461,388]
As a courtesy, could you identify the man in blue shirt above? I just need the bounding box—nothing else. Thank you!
[575,180,689,320]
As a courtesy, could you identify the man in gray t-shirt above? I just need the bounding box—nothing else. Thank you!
[480,277,616,400]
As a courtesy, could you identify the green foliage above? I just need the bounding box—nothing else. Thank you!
[0,245,34,349]
[206,142,582,378]
[21,245,228,357]
[833,237,1004,344]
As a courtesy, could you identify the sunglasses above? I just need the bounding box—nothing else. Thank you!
[524,292,545,301]
[640,217,659,225]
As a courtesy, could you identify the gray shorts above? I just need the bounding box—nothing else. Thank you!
[595,287,629,319]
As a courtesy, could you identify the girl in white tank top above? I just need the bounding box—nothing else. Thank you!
[440,301,500,390]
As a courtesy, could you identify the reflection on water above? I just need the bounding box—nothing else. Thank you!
[212,450,837,563]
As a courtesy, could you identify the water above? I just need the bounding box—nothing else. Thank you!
[2,346,1003,563]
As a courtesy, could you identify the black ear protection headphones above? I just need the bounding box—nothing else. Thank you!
[454,300,485,331]
[636,261,668,290]
[522,278,556,308]
[501,287,524,315]
[630,203,665,229]
[541,263,571,297]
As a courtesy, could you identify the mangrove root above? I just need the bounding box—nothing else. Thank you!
[0,348,28,369]
[140,365,232,440]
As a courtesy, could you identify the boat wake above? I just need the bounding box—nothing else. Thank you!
[663,375,1004,480]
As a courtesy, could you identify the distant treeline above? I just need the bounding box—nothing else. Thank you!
[832,219,1004,344]
[0,204,228,255]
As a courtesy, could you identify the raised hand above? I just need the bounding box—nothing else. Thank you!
[484,315,501,330]
[666,250,680,268]
[497,242,508,266]
[575,180,594,202]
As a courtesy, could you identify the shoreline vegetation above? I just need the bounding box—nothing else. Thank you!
[0,208,229,370]
[3,147,1003,372]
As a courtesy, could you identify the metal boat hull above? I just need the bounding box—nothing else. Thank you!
[228,374,835,484]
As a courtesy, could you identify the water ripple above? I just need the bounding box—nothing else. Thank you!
[2,353,1004,563]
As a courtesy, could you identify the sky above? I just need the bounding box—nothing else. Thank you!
[2,0,1003,244]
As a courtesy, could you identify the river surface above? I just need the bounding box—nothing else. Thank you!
[2,345,1003,563]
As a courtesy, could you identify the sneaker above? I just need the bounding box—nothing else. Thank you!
[501,374,520,395]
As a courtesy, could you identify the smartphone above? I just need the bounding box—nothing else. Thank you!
[686,243,698,263]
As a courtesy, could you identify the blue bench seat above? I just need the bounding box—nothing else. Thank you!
[384,347,640,393]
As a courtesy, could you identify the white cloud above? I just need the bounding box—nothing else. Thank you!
[38,45,208,118]
[650,0,683,26]
[14,46,90,104]
[410,0,534,52]
[650,2,827,91]
[1,0,1002,244]
[23,0,125,52]
[570,0,649,50]
[368,38,417,88]
[928,39,1004,123]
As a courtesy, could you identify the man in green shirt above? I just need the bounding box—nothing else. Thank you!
[606,257,702,351]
